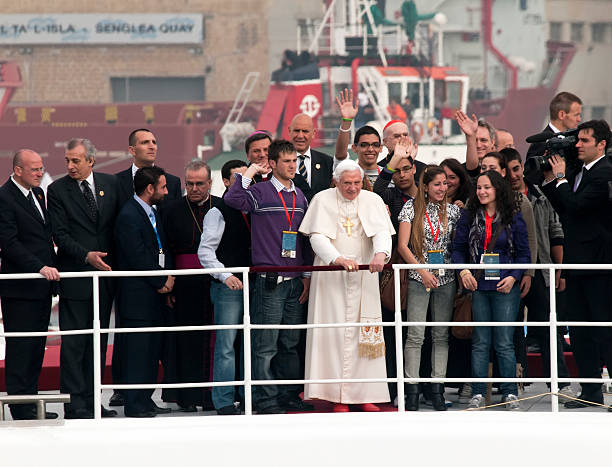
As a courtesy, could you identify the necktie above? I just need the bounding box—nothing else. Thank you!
[81,180,98,221]
[27,191,44,223]
[148,211,163,250]
[298,154,308,179]
[573,167,586,192]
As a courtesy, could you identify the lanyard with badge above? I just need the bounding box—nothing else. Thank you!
[278,191,297,258]
[481,210,500,280]
[149,211,165,268]
[425,208,444,277]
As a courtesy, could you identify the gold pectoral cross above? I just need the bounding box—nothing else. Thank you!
[343,217,354,237]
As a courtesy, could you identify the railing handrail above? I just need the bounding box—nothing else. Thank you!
[1,263,610,418]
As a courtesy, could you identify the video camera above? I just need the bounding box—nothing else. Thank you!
[524,127,580,174]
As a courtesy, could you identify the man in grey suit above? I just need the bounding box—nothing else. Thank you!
[47,138,120,419]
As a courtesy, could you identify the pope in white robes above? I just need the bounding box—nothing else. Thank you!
[299,159,395,411]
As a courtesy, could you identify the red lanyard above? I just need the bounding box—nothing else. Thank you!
[523,186,528,196]
[241,212,251,232]
[277,191,296,230]
[402,196,408,204]
[424,209,440,244]
[484,210,495,250]
[377,165,381,174]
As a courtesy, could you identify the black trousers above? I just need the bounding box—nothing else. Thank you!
[122,317,163,415]
[58,285,113,412]
[1,295,51,419]
[565,273,612,400]
[523,270,570,385]
[169,275,214,407]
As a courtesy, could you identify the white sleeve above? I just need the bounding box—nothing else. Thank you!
[372,230,392,262]
[197,207,231,282]
[310,233,342,265]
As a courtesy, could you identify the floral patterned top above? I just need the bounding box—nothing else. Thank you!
[398,200,461,285]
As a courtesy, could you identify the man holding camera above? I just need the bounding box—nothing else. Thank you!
[541,119,612,409]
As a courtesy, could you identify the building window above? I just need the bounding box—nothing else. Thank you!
[111,77,205,102]
[549,22,562,41]
[591,106,606,120]
[591,23,607,43]
[570,22,583,42]
[520,0,528,11]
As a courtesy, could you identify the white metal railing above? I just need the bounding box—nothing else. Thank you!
[0,263,611,419]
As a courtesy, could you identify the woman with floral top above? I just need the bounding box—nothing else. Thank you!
[397,166,461,411]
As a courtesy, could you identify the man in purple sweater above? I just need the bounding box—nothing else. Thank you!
[224,139,313,414]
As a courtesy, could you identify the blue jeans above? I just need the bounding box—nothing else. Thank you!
[252,275,304,410]
[471,284,520,397]
[210,281,245,410]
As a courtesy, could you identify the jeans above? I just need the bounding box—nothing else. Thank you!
[252,275,305,409]
[210,281,245,410]
[404,280,456,382]
[471,284,520,397]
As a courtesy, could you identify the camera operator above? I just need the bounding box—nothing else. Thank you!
[540,119,612,409]
[526,92,582,162]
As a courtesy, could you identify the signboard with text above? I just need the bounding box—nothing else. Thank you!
[0,14,203,44]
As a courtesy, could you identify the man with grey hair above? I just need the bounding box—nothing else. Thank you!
[455,111,497,177]
[160,158,221,412]
[299,159,395,412]
[47,138,120,418]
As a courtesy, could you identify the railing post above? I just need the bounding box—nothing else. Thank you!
[549,266,559,412]
[92,274,102,419]
[394,265,405,412]
[242,271,253,415]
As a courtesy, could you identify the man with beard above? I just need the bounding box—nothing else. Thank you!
[114,166,175,417]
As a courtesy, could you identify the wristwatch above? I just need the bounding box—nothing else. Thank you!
[555,172,565,180]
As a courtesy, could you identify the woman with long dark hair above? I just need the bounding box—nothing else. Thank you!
[452,170,530,410]
[397,166,461,410]
[440,158,473,209]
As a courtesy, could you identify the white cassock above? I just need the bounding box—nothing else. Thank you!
[299,188,395,404]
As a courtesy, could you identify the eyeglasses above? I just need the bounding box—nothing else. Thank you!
[397,166,413,174]
[358,142,381,149]
[18,166,45,174]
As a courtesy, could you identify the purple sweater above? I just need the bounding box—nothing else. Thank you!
[224,175,311,278]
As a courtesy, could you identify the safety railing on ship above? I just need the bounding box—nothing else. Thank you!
[1,263,611,419]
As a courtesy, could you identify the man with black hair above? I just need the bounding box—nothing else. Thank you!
[198,159,250,415]
[244,130,272,183]
[224,140,313,414]
[541,119,612,409]
[114,166,175,417]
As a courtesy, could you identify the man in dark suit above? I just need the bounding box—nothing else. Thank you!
[114,166,175,417]
[541,119,612,409]
[47,138,120,419]
[288,113,333,200]
[115,128,182,207]
[526,92,582,162]
[0,149,60,420]
[110,128,181,407]
[245,130,273,183]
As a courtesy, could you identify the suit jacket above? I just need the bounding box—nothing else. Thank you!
[47,172,120,299]
[293,149,334,202]
[115,167,182,207]
[525,124,555,161]
[0,178,56,299]
[114,197,173,321]
[540,154,612,272]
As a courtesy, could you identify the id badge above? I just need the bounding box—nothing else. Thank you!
[158,252,165,268]
[428,249,444,277]
[481,253,500,280]
[281,231,297,258]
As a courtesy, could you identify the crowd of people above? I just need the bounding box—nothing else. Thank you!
[1,90,611,420]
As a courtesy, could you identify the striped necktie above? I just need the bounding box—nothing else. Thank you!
[298,154,308,179]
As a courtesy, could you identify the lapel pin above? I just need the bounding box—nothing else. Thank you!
[99,190,104,197]
[315,163,321,170]
[37,193,43,200]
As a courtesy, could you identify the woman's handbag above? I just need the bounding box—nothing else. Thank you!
[379,248,409,311]
[451,292,473,339]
